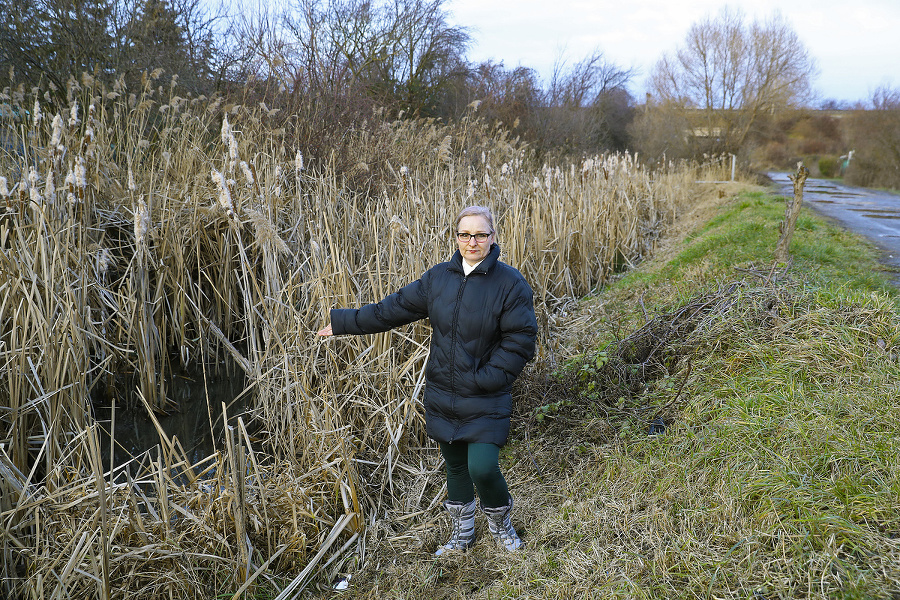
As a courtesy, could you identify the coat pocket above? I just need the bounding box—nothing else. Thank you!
[473,363,512,394]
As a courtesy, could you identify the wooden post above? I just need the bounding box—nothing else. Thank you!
[774,163,810,262]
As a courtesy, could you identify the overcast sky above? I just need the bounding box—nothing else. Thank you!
[448,0,900,105]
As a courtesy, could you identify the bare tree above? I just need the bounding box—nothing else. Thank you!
[628,96,693,162]
[466,60,541,128]
[536,49,635,153]
[546,50,633,109]
[646,8,817,157]
[239,0,469,115]
[1,0,230,97]
[383,0,470,115]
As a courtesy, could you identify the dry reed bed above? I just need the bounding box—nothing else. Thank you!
[0,74,730,598]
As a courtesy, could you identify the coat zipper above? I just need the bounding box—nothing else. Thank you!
[447,274,468,443]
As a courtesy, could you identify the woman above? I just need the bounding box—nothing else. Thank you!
[317,205,538,554]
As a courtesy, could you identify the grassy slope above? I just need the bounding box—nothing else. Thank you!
[341,186,900,600]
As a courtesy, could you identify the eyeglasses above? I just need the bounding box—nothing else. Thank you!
[457,232,492,243]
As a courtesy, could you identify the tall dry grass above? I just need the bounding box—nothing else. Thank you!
[0,73,731,598]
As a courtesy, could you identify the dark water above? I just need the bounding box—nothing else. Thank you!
[93,360,249,474]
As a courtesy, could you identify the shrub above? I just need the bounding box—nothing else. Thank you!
[844,86,900,189]
[818,155,839,178]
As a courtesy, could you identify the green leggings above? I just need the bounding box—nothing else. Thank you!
[439,441,510,509]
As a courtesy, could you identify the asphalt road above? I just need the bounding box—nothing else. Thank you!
[768,172,900,275]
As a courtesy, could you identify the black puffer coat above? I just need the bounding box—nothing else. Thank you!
[330,243,537,446]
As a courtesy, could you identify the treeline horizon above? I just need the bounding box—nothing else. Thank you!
[2,0,898,187]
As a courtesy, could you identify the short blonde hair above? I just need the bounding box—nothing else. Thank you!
[454,205,494,232]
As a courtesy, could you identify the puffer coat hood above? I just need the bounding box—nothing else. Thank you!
[330,243,538,446]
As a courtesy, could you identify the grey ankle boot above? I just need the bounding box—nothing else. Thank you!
[435,498,478,556]
[481,496,522,552]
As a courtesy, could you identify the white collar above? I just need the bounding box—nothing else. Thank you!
[462,259,483,275]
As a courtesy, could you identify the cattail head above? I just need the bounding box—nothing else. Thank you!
[221,115,239,166]
[221,115,231,143]
[240,161,254,186]
[0,176,8,198]
[43,168,55,203]
[50,115,63,147]
[96,247,113,276]
[133,197,150,255]
[28,167,42,205]
[399,165,408,176]
[437,135,452,165]
[260,101,279,117]
[211,169,233,217]
[74,157,87,188]
[389,214,410,235]
[295,151,304,173]
[127,166,136,191]
[33,99,42,127]
[246,208,290,255]
[69,102,79,128]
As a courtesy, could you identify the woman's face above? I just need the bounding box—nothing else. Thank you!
[457,215,495,266]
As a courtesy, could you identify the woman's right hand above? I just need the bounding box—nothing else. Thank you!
[316,323,333,337]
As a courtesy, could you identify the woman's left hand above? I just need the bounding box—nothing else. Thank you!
[317,323,333,337]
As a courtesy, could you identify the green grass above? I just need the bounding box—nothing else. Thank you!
[336,190,900,600]
[641,191,893,293]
